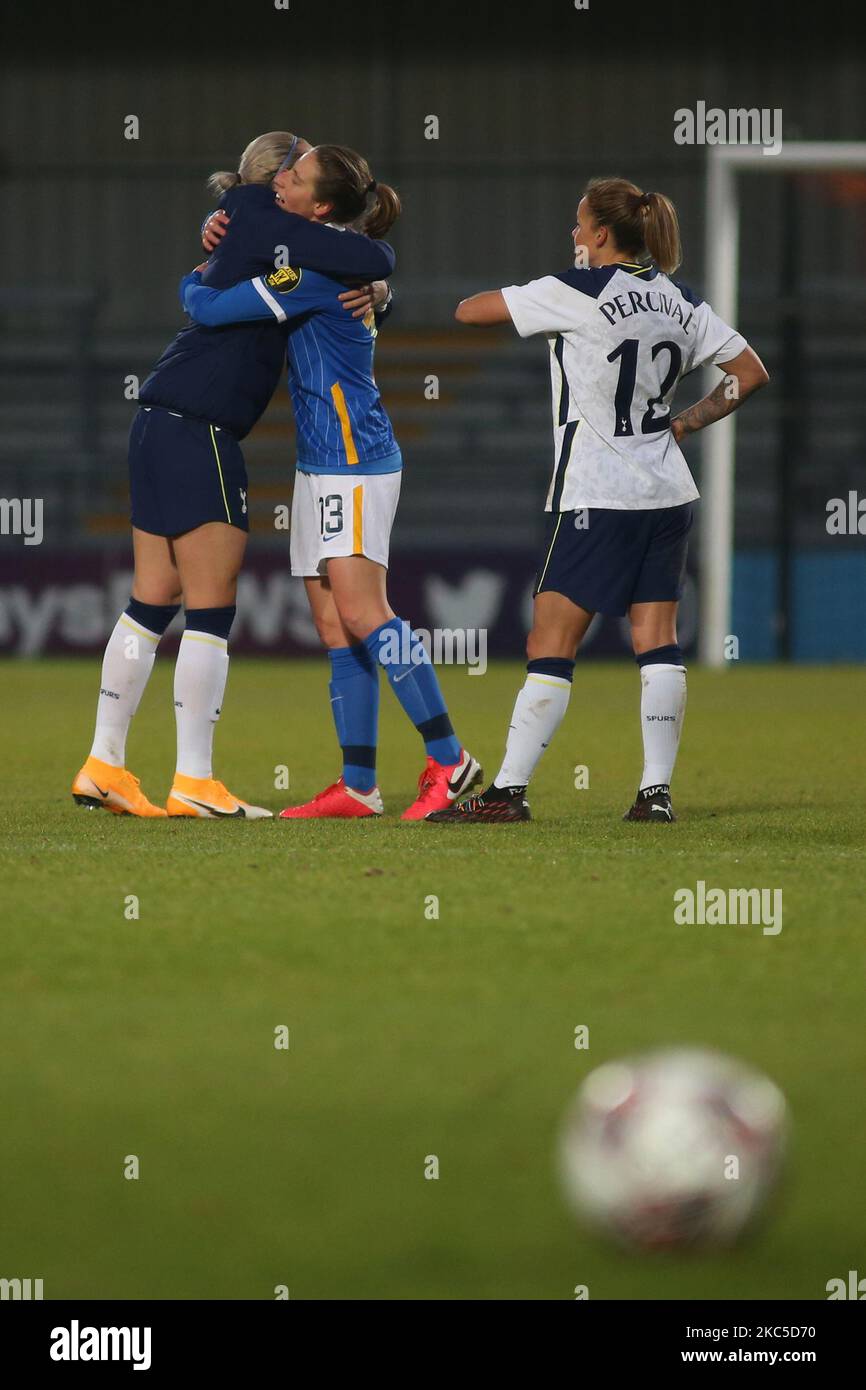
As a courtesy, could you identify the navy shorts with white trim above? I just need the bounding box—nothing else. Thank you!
[534,502,695,616]
[128,405,249,536]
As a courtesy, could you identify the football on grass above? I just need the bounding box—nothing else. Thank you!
[559,1047,787,1250]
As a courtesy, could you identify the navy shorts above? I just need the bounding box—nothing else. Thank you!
[128,405,249,536]
[534,503,695,616]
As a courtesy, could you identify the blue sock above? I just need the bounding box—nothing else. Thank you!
[364,617,462,766]
[329,644,379,792]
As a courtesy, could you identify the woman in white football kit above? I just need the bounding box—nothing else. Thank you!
[429,177,769,825]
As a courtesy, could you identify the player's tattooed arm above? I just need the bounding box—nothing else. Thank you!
[671,379,735,441]
[672,346,769,442]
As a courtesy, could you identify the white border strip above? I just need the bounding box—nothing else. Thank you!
[252,276,287,323]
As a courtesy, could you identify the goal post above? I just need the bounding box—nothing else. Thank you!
[699,142,866,667]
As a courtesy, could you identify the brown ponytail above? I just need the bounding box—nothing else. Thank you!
[363,183,401,239]
[583,176,682,274]
[312,144,402,238]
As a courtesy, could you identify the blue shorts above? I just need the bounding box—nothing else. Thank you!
[128,405,249,536]
[534,503,695,616]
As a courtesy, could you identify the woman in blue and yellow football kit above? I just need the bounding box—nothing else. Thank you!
[183,146,480,821]
[72,132,395,819]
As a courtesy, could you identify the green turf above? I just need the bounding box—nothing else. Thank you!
[1,658,864,1300]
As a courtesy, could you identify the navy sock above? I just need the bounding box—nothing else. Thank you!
[185,606,236,640]
[636,644,683,668]
[329,644,379,792]
[526,656,576,681]
[364,617,462,766]
[125,596,180,635]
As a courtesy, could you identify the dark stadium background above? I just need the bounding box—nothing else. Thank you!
[2,0,864,662]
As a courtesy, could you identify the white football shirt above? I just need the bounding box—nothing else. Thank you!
[501,263,747,511]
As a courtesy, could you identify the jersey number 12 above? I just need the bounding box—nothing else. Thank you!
[607,338,682,437]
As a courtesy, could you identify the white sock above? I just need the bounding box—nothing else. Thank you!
[174,630,229,780]
[494,672,572,788]
[639,662,687,790]
[89,612,162,766]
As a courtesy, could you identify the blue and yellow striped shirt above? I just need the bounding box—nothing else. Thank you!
[181,265,401,476]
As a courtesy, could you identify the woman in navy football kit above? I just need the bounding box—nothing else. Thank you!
[429,177,769,826]
[72,131,395,820]
[183,146,480,822]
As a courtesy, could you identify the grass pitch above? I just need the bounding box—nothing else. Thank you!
[1,658,864,1300]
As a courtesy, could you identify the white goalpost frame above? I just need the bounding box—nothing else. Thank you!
[700,141,866,667]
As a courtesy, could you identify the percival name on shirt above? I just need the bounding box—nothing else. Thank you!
[597,288,696,334]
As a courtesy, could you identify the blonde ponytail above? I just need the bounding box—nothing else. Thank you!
[207,169,242,196]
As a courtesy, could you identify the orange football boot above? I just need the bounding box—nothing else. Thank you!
[71,755,167,817]
[166,773,273,819]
